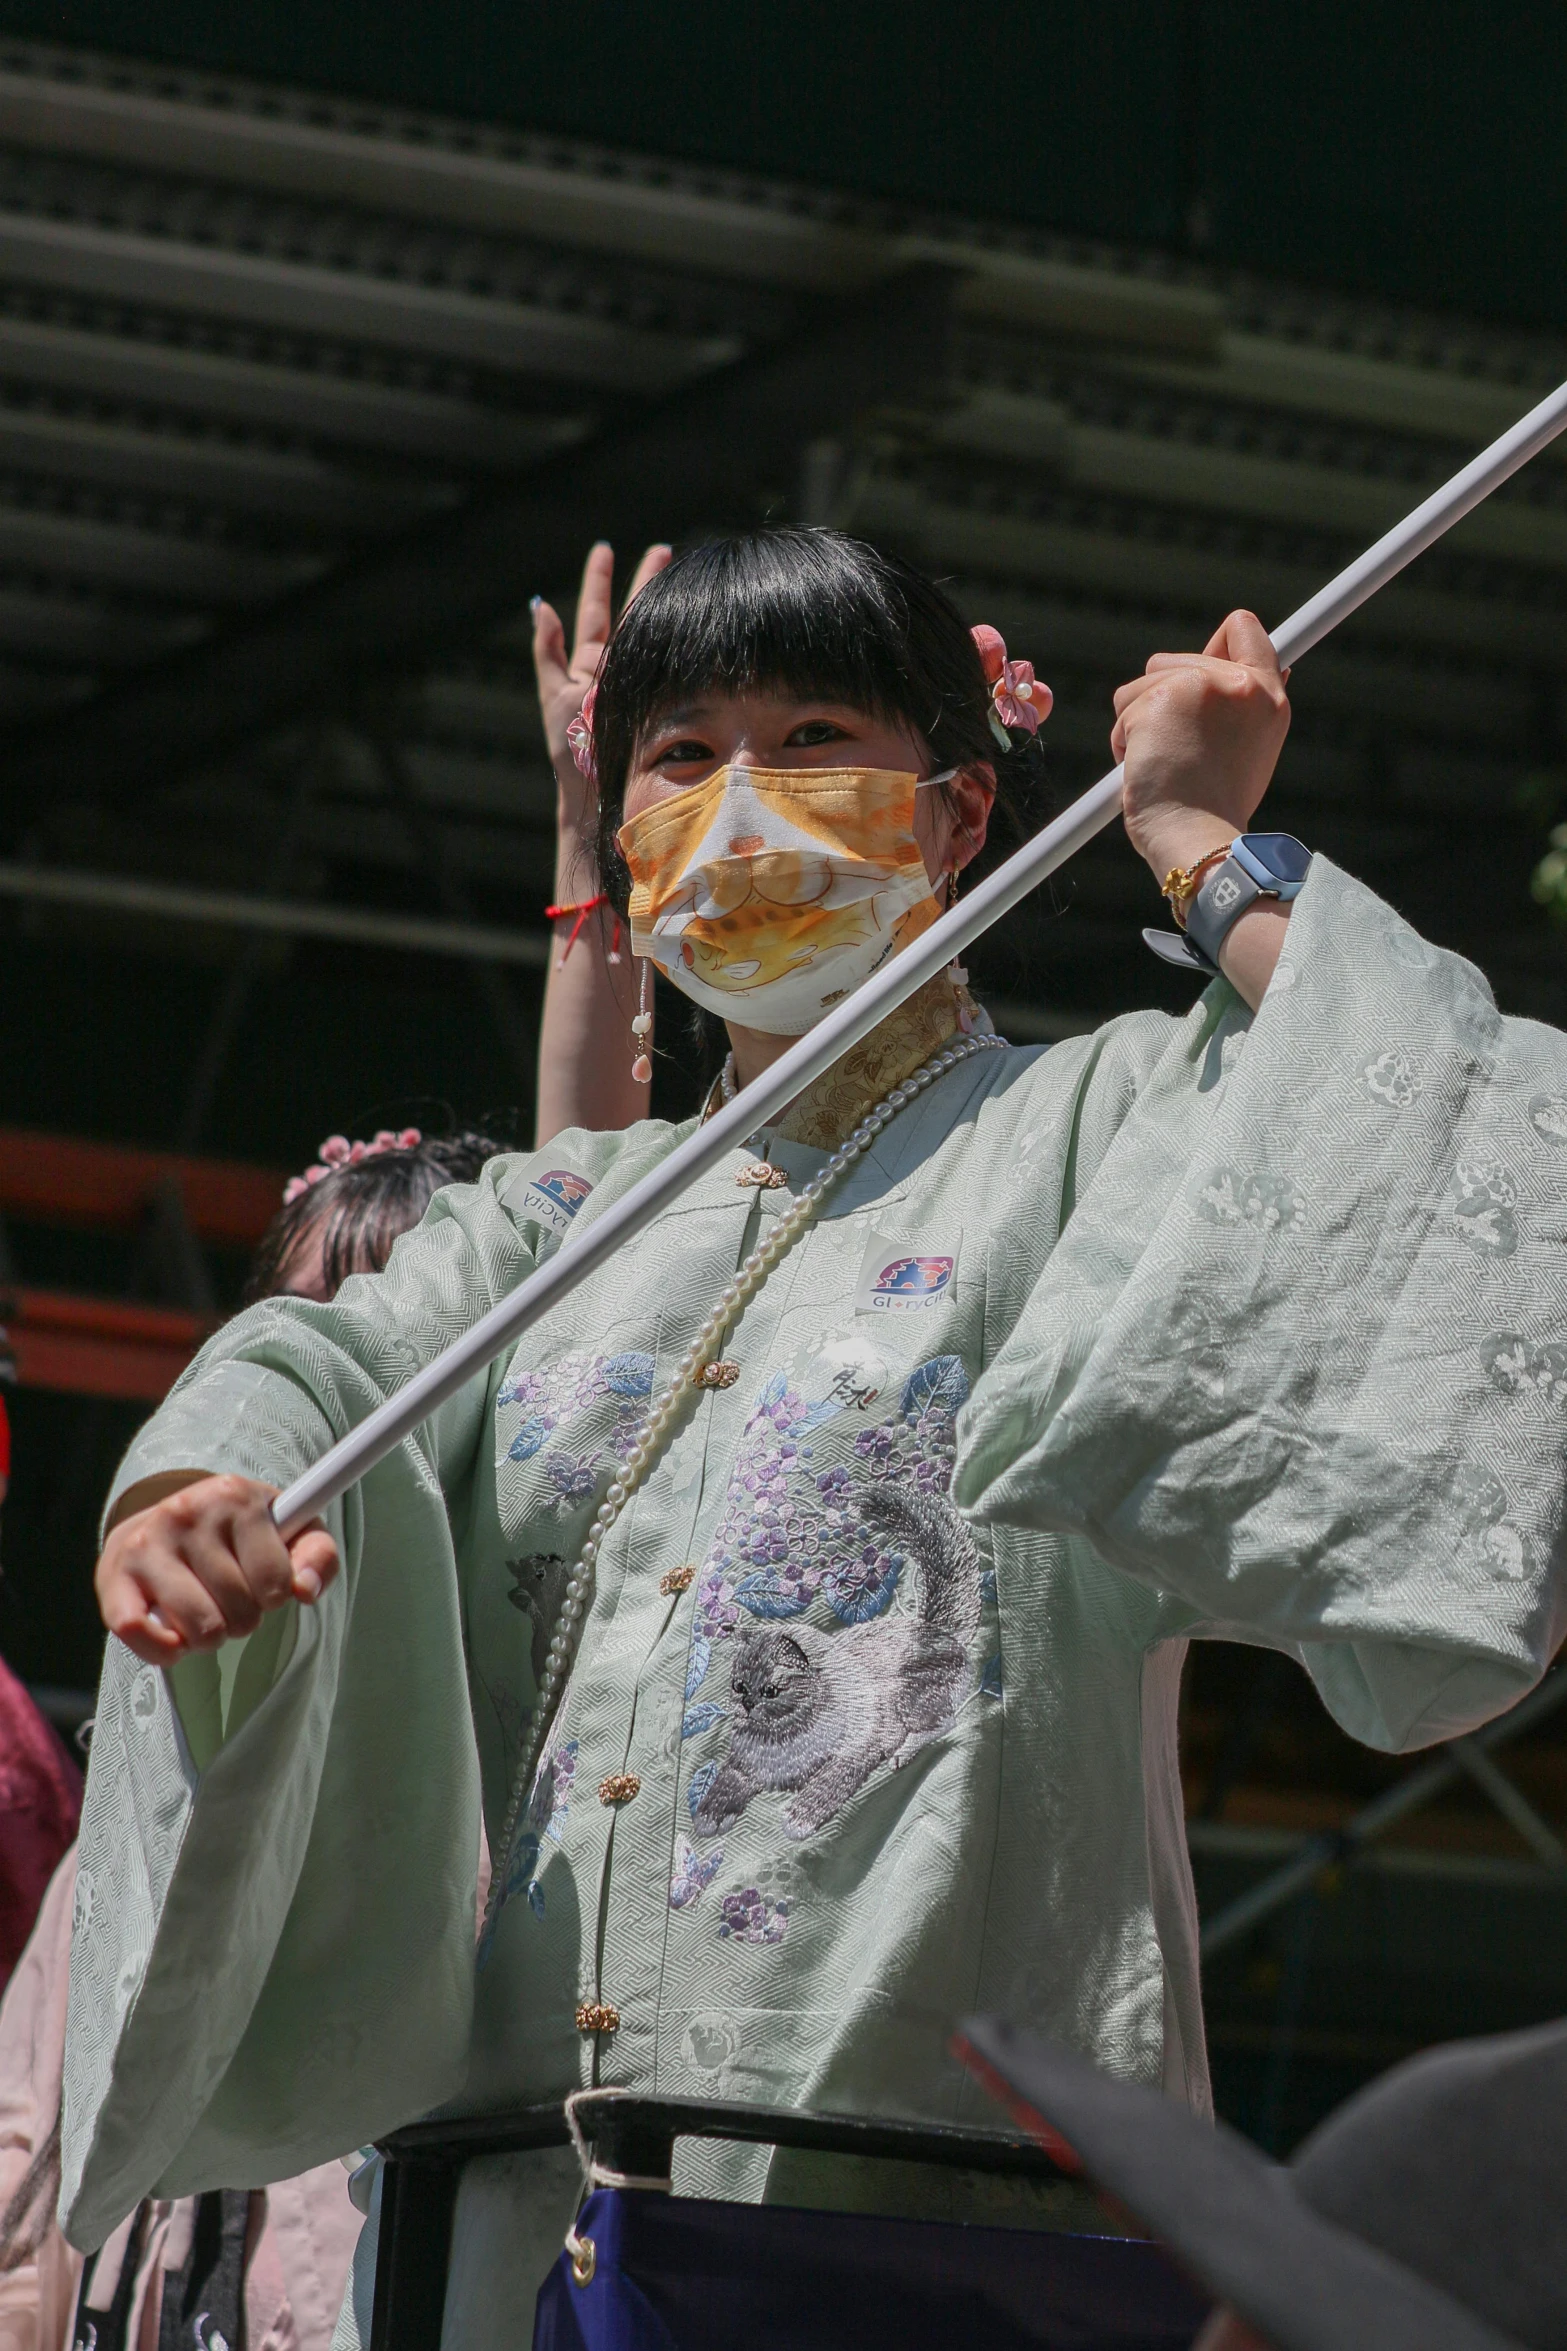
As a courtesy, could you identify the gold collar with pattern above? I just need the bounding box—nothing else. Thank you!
[696,971,976,1150]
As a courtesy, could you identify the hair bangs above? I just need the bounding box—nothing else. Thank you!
[597,532,926,768]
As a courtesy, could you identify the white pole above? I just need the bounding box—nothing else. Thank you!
[273,376,1567,1539]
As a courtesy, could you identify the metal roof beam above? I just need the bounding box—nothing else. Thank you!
[0,583,202,664]
[1,264,955,804]
[0,212,735,388]
[931,399,1567,571]
[0,404,461,527]
[0,313,590,465]
[0,499,320,602]
[859,478,1567,666]
[0,52,892,292]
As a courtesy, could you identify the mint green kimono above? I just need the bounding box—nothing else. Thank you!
[63,865,1567,2345]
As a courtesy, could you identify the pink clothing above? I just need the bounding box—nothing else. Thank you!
[0,1850,361,2351]
[0,1662,79,1994]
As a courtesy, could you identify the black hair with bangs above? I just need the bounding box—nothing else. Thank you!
[591,528,1044,911]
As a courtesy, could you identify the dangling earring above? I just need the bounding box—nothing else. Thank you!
[945,862,975,1034]
[631,957,654,1085]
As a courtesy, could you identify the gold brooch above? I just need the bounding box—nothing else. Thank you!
[736,1161,789,1189]
[659,1563,697,1595]
[575,2000,620,2036]
[598,1773,641,1806]
[693,1359,740,1389]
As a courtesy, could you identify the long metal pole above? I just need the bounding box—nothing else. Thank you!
[1198,1669,1567,1960]
[273,378,1567,1539]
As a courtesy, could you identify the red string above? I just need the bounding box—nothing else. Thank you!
[545,891,609,966]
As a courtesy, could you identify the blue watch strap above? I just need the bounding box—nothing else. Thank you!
[1145,833,1312,976]
[1184,832,1312,969]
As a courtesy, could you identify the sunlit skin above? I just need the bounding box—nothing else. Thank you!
[93,607,1293,1663]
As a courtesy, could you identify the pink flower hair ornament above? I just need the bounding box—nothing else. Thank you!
[971,625,1052,748]
[566,682,599,785]
[283,1127,423,1205]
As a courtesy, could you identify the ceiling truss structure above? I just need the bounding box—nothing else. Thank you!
[0,34,1564,1046]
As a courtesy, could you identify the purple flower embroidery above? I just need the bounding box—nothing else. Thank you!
[695,1570,739,1643]
[718,1886,789,1945]
[499,1349,655,1472]
[670,1836,724,1910]
[691,1354,972,1657]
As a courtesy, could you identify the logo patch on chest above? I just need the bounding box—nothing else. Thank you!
[523,1167,594,1234]
[853,1228,962,1314]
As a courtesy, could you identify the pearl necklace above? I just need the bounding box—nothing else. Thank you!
[481,1029,1006,1944]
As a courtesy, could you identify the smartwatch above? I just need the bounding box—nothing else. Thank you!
[1144,833,1313,976]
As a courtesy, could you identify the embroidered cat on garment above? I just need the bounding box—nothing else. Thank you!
[690,1483,982,1840]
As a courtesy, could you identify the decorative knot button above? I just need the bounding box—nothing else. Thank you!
[736,1161,789,1190]
[659,1563,697,1596]
[575,2001,620,2036]
[598,1773,641,1806]
[693,1360,740,1390]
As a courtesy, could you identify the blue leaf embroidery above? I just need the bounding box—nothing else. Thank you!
[980,1654,1003,1699]
[507,1415,550,1463]
[687,1760,720,1820]
[527,1881,547,1918]
[734,1572,813,1620]
[602,1350,656,1400]
[900,1353,970,1425]
[685,1633,712,1701]
[682,1701,727,1738]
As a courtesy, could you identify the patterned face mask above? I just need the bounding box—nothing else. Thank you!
[616,762,953,1035]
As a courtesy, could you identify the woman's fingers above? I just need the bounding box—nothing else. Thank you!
[623,542,672,609]
[570,541,617,667]
[96,1472,341,1663]
[532,596,569,688]
[97,1570,189,1665]
[228,1485,306,1611]
[285,1523,341,1603]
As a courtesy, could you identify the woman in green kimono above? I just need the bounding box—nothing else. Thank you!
[74,533,1567,2345]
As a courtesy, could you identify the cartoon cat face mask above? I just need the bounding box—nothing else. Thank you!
[616,763,952,1035]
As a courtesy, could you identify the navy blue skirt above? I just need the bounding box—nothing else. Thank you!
[534,2187,1209,2351]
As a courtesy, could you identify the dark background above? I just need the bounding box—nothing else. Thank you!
[5,0,1567,328]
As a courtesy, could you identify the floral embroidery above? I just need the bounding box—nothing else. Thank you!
[693,1356,970,1642]
[682,2015,740,2077]
[718,1886,789,1945]
[1196,1168,1306,1234]
[1362,1049,1421,1109]
[1443,1160,1518,1256]
[1529,1093,1567,1144]
[499,1350,655,1466]
[1482,1333,1567,1406]
[1455,1463,1528,1581]
[543,1451,603,1509]
[499,1739,578,1922]
[669,1836,724,1910]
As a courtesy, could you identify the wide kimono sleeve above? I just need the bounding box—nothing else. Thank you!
[954,858,1567,1754]
[61,1131,664,2249]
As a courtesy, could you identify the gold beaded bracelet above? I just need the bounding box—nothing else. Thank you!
[1161,843,1233,931]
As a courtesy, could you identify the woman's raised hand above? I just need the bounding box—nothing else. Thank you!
[95,1473,340,1667]
[532,540,672,817]
[1111,609,1291,886]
